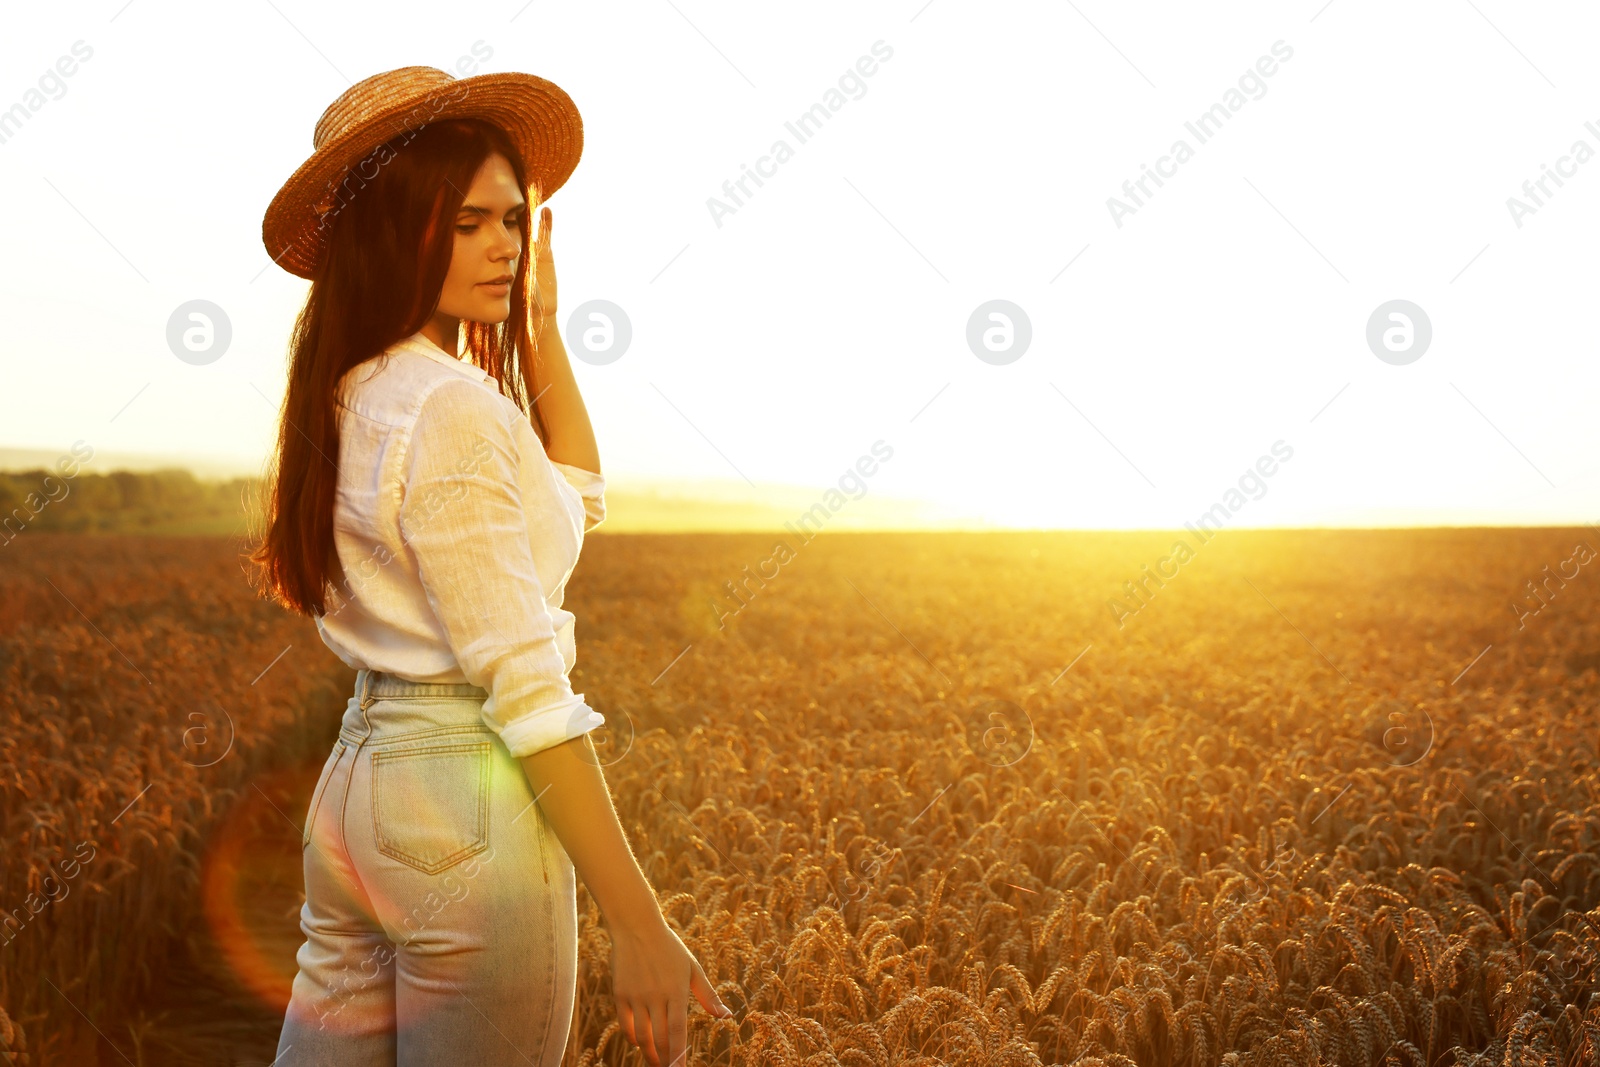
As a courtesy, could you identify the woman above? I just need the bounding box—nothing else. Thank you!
[250,66,731,1066]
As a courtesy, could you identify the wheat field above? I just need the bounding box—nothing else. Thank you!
[2,527,1597,1065]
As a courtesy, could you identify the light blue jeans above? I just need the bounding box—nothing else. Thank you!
[275,668,579,1065]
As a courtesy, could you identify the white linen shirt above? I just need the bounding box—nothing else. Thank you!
[314,330,606,759]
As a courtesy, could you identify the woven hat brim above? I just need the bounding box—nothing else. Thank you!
[262,71,582,280]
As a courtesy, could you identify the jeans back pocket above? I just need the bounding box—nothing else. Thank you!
[371,740,492,874]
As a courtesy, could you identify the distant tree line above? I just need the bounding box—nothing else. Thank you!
[0,467,258,541]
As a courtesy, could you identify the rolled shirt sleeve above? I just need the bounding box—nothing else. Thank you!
[549,460,606,533]
[398,378,605,759]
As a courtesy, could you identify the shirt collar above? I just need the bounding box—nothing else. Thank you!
[395,331,493,384]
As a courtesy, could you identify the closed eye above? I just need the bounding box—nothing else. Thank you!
[456,216,523,234]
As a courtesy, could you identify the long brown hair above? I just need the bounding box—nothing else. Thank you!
[247,117,550,618]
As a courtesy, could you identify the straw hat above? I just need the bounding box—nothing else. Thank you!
[262,65,583,280]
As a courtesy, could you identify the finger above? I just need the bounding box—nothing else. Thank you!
[536,204,553,250]
[690,958,734,1018]
[635,1007,660,1067]
[648,999,673,1067]
[668,993,689,1066]
[617,1000,637,1050]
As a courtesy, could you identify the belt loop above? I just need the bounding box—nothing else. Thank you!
[357,668,379,741]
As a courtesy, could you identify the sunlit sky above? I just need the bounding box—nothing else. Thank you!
[3,1,1598,529]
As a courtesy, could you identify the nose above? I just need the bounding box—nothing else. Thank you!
[491,218,520,259]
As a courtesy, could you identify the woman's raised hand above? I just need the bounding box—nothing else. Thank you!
[532,204,557,324]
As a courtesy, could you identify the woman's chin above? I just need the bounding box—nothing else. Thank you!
[463,300,513,326]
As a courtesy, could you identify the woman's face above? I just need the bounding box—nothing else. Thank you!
[434,151,528,326]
